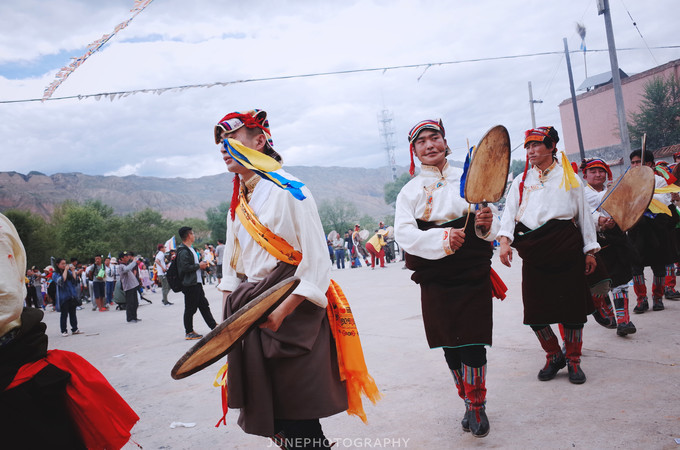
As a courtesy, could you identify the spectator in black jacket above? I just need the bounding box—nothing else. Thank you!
[176,226,217,340]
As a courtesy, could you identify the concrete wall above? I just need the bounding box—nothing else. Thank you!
[559,59,680,156]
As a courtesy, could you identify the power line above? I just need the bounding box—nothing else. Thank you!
[2,45,678,105]
[618,0,658,65]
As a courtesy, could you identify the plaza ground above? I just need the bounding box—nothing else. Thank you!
[42,252,680,449]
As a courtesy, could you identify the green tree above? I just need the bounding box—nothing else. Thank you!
[628,74,680,150]
[51,200,111,262]
[119,209,176,258]
[177,217,211,246]
[318,198,358,235]
[383,173,411,205]
[359,215,378,233]
[510,159,527,177]
[3,209,53,269]
[206,202,230,243]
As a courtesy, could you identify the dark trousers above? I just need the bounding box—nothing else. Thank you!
[274,419,331,449]
[443,345,487,370]
[59,298,78,333]
[105,281,115,303]
[25,285,40,308]
[632,264,666,278]
[334,249,345,268]
[182,284,217,334]
[125,288,139,321]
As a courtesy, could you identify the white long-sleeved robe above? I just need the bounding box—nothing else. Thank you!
[217,171,331,307]
[395,163,499,260]
[498,160,600,254]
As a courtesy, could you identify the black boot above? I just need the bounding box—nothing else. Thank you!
[613,293,637,337]
[534,326,566,381]
[652,297,665,311]
[564,327,586,385]
[461,400,470,432]
[567,361,587,384]
[466,404,489,438]
[633,297,649,314]
[591,310,617,329]
[616,321,637,337]
[462,364,489,438]
[538,353,566,381]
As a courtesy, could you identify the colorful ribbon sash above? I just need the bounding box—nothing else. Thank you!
[215,191,380,427]
[223,138,306,201]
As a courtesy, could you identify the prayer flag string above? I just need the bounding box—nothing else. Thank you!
[41,0,154,101]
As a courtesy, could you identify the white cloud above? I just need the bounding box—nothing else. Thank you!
[0,0,678,178]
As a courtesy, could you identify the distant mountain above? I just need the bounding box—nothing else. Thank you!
[0,164,422,220]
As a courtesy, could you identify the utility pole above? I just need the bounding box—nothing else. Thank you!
[598,0,631,163]
[528,81,543,128]
[564,38,586,160]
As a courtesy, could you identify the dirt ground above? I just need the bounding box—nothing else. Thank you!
[41,253,680,449]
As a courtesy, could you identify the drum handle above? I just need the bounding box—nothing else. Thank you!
[473,202,487,231]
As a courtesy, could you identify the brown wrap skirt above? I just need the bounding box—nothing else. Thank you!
[512,219,594,325]
[225,262,347,437]
[405,215,493,349]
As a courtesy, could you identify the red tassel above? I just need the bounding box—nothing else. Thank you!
[230,174,240,221]
[215,383,228,428]
[409,144,415,177]
[490,267,508,300]
[518,157,530,206]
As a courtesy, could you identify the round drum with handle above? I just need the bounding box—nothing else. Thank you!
[171,277,300,380]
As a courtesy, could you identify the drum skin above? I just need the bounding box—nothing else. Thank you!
[465,125,511,204]
[601,166,655,232]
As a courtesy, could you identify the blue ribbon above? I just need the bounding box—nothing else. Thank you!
[459,146,473,198]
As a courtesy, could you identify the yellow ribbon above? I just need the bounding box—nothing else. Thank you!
[226,138,282,172]
[559,151,580,191]
[649,198,672,216]
[654,184,680,194]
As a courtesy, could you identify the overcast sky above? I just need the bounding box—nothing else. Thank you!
[1,0,678,179]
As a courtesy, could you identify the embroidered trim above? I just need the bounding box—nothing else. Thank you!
[243,175,261,202]
[421,162,449,176]
[442,227,455,255]
[422,178,447,221]
[515,172,548,222]
[537,160,557,180]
